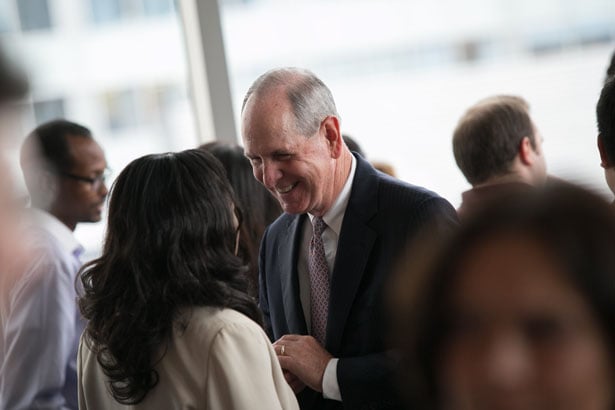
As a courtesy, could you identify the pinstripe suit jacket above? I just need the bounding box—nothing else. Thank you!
[259,154,458,410]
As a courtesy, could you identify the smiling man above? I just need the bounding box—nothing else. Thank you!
[0,120,108,409]
[241,67,458,410]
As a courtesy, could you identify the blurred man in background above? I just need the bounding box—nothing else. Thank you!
[0,120,108,409]
[452,95,547,219]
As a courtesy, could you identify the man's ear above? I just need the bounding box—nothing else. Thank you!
[518,136,534,166]
[322,116,343,158]
[29,168,59,210]
[598,134,611,168]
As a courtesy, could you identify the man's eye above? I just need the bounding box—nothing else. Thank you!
[276,154,291,160]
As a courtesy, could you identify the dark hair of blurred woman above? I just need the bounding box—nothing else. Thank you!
[391,183,615,409]
[79,149,262,404]
[199,142,282,299]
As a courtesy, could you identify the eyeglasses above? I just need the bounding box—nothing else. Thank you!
[60,168,111,191]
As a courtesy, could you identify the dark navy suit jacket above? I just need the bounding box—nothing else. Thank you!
[259,154,458,410]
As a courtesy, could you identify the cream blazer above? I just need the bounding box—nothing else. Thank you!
[78,306,299,410]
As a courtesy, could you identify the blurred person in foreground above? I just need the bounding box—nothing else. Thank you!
[0,120,108,409]
[597,77,615,200]
[391,182,615,409]
[241,67,457,409]
[0,42,28,276]
[78,149,298,410]
[199,141,282,300]
[453,95,547,219]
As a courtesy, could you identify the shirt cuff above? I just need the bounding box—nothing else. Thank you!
[322,358,342,401]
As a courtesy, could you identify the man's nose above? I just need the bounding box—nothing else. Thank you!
[98,182,109,197]
[261,161,281,189]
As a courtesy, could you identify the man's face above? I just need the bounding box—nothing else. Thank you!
[241,90,336,216]
[54,135,108,229]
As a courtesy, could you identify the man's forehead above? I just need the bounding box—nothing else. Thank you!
[67,136,106,168]
[243,89,289,122]
[244,131,297,157]
[242,97,299,151]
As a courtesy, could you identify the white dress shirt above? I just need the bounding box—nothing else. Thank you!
[0,209,84,410]
[298,155,357,402]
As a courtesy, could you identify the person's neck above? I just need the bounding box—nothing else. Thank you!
[473,172,531,190]
[44,206,77,232]
[312,149,353,217]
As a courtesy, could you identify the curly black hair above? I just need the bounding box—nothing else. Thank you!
[199,142,282,299]
[79,149,262,405]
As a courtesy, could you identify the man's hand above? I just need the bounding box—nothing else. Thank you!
[282,370,306,393]
[273,335,333,392]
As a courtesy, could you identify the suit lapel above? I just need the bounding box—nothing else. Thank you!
[279,214,308,335]
[326,156,379,353]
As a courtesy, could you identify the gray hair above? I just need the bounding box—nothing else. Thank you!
[242,67,340,136]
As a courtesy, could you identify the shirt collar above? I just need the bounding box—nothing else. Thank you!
[309,154,357,236]
[28,208,83,256]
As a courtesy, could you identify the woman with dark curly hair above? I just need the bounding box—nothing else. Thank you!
[199,142,282,300]
[391,183,615,410]
[77,149,298,409]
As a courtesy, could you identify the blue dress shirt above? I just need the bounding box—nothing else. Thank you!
[0,209,84,409]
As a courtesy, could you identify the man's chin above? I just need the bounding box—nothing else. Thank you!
[280,202,308,215]
[88,210,103,223]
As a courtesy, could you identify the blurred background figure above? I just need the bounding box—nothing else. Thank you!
[342,134,365,158]
[605,50,615,84]
[391,182,615,410]
[1,120,108,409]
[597,77,615,201]
[78,149,297,410]
[452,95,547,219]
[199,141,282,299]
[343,133,396,176]
[372,161,397,177]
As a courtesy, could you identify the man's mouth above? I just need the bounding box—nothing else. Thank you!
[276,182,298,194]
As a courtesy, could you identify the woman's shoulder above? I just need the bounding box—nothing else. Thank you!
[181,306,266,343]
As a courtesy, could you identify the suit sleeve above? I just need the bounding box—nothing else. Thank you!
[415,196,459,239]
[337,196,458,408]
[258,226,274,341]
[205,321,299,410]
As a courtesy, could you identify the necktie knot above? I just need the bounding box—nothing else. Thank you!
[312,216,327,237]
